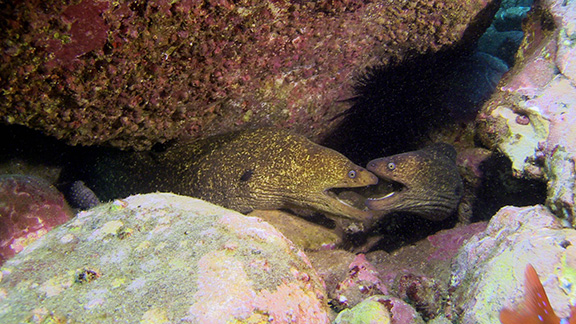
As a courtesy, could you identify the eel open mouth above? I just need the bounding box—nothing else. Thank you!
[365,180,406,203]
[363,177,409,211]
[319,185,377,221]
[327,187,368,210]
[329,180,405,210]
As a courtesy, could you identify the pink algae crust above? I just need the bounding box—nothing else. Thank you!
[334,253,388,308]
[0,174,73,265]
[384,295,425,324]
[427,222,487,262]
[451,205,576,323]
[476,0,576,222]
[0,0,500,150]
[188,213,329,323]
[44,0,110,69]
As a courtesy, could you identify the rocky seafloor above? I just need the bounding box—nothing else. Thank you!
[2,0,576,323]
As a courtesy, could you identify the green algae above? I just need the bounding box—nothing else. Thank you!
[334,295,391,324]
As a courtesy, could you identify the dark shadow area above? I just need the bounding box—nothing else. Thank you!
[470,152,548,222]
[346,212,459,253]
[322,44,546,250]
[0,124,70,166]
[322,48,507,166]
[0,123,121,203]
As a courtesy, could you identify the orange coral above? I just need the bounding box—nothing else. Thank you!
[500,264,576,324]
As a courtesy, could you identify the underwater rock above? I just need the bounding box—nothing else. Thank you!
[333,295,392,324]
[366,224,484,283]
[332,254,389,310]
[455,147,547,223]
[359,222,486,320]
[334,294,426,324]
[0,0,500,150]
[309,222,486,321]
[476,0,576,224]
[0,193,330,323]
[426,222,488,263]
[248,210,342,251]
[307,249,356,307]
[383,296,427,324]
[450,205,576,323]
[337,295,425,324]
[0,174,73,265]
[455,147,494,222]
[394,273,445,321]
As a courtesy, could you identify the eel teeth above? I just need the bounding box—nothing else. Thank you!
[366,191,395,201]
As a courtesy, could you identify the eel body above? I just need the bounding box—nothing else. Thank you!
[78,128,378,221]
[365,143,463,221]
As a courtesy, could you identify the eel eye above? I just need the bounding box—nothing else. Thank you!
[348,170,357,178]
[387,162,396,170]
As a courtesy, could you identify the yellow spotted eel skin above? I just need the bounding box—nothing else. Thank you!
[365,143,463,221]
[80,128,378,221]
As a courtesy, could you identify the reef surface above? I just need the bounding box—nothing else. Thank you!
[0,0,499,149]
[476,0,576,224]
[0,193,330,323]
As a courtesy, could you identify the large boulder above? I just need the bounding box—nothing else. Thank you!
[0,174,73,265]
[476,0,576,224]
[0,193,329,323]
[0,0,500,149]
[450,205,576,323]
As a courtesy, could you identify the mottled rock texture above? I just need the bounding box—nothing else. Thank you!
[333,253,388,309]
[0,193,330,323]
[0,174,73,265]
[357,222,486,321]
[248,210,342,250]
[476,0,576,224]
[0,0,500,150]
[334,295,424,324]
[333,295,392,324]
[450,205,576,324]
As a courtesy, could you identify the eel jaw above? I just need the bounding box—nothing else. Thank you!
[322,187,375,221]
[364,180,408,211]
[315,169,379,221]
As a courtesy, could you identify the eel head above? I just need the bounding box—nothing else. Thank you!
[319,165,379,221]
[364,143,463,221]
[291,146,379,222]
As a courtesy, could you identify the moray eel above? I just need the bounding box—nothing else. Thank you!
[74,128,378,221]
[65,181,100,210]
[365,143,463,221]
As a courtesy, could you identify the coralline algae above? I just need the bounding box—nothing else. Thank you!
[0,193,329,323]
[0,174,73,265]
[451,205,576,323]
[333,295,392,324]
[0,0,501,150]
[476,0,576,224]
